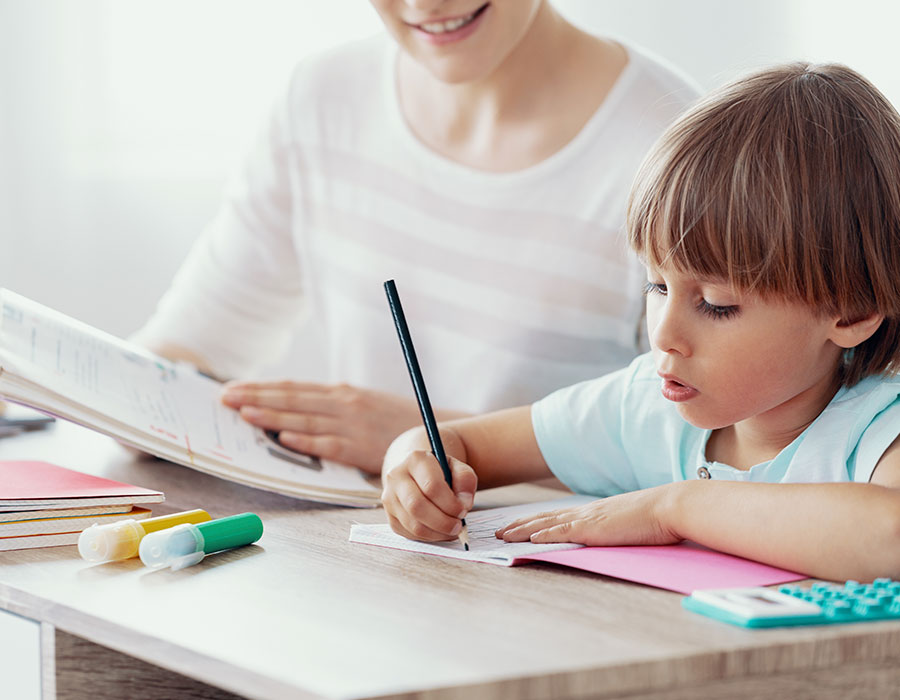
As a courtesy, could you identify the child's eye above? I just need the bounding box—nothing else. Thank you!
[698,299,739,320]
[643,282,667,296]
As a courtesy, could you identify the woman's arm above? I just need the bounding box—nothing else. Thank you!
[144,341,218,378]
[221,382,469,475]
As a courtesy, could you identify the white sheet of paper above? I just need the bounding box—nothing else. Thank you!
[350,495,594,564]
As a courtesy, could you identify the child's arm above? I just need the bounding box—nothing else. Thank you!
[499,435,900,581]
[380,406,553,542]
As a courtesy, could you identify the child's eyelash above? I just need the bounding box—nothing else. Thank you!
[643,282,666,296]
[697,300,740,319]
[643,282,740,320]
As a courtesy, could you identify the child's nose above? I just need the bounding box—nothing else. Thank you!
[649,303,692,357]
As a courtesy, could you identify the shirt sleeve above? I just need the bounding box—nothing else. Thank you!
[531,356,648,496]
[852,396,900,483]
[132,73,306,379]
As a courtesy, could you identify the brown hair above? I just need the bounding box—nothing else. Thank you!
[627,63,900,385]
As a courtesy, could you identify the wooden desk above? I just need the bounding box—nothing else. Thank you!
[1,422,899,700]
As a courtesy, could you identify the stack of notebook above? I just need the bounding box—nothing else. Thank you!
[0,460,164,551]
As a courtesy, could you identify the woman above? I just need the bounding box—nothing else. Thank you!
[135,0,699,473]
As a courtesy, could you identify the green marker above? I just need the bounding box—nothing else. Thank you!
[139,513,263,571]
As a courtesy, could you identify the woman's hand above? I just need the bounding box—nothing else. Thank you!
[495,484,681,546]
[381,445,477,542]
[221,381,454,474]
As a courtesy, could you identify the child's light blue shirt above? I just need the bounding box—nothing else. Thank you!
[531,353,900,496]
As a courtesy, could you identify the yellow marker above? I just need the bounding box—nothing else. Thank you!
[78,509,211,562]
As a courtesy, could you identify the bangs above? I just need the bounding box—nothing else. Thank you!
[627,90,819,305]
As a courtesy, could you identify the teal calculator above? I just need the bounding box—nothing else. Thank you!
[682,578,900,628]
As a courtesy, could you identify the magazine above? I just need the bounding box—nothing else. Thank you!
[0,290,380,506]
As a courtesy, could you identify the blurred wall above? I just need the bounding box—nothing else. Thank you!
[2,0,898,377]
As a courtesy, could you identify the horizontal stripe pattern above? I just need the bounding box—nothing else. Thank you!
[136,35,699,411]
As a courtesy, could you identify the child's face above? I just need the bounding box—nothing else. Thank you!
[645,263,845,431]
[369,0,542,84]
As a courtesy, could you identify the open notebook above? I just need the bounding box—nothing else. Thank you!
[350,496,807,594]
[0,290,380,507]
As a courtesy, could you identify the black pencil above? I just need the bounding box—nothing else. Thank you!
[384,279,470,550]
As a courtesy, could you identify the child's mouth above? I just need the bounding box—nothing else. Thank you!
[660,377,699,402]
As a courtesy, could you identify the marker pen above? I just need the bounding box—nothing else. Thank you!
[139,512,263,571]
[78,509,212,563]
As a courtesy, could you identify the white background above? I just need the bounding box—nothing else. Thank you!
[1,0,898,376]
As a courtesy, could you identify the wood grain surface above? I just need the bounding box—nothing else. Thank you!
[1,421,899,699]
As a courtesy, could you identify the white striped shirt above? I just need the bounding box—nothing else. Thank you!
[135,34,700,414]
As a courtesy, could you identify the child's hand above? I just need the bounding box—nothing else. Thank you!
[381,450,477,542]
[495,485,680,546]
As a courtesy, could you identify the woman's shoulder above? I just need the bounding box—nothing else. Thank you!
[619,40,703,98]
[605,39,703,125]
[283,33,393,108]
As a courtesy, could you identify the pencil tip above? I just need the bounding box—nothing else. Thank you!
[458,523,471,552]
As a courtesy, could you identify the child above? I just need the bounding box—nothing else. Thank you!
[380,62,900,582]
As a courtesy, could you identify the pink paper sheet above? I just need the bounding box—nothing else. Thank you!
[520,541,806,594]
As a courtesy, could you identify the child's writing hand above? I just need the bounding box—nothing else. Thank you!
[495,485,680,546]
[381,450,477,542]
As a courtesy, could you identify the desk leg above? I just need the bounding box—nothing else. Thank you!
[0,607,45,700]
[41,622,56,700]
[54,631,244,700]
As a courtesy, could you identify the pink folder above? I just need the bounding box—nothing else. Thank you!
[520,541,806,594]
[0,460,164,509]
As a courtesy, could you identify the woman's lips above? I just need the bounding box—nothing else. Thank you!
[408,3,489,46]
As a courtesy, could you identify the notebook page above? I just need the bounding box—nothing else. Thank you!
[0,290,378,496]
[350,495,593,565]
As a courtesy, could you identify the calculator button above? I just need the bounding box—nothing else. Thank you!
[697,466,711,479]
[853,598,887,617]
[823,600,856,620]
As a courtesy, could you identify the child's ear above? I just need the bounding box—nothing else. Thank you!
[830,313,884,348]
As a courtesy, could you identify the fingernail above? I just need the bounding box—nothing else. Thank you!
[458,491,474,512]
[450,522,462,535]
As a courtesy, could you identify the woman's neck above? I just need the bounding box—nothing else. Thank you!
[396,5,627,172]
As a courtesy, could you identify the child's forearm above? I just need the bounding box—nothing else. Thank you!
[382,424,469,475]
[382,407,551,487]
[665,480,900,581]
